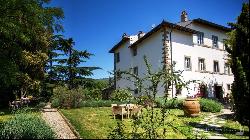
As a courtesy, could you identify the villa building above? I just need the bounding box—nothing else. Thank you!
[109,11,234,100]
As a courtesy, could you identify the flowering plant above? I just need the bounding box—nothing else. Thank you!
[186,93,196,99]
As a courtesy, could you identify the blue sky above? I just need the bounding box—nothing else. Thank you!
[48,0,247,79]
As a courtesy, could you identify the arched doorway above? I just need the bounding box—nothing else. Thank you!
[200,84,207,98]
[196,83,207,98]
[214,84,223,102]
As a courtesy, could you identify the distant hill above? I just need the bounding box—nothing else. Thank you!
[95,77,113,82]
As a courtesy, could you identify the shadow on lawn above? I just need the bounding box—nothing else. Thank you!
[108,114,125,120]
[0,108,13,116]
[216,113,236,121]
[189,122,249,136]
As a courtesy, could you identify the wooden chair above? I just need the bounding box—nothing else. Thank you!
[9,101,15,110]
[129,105,143,117]
[112,105,128,120]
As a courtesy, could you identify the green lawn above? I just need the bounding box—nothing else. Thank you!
[222,118,249,139]
[60,107,210,139]
[0,107,56,139]
[0,108,16,123]
[0,107,40,123]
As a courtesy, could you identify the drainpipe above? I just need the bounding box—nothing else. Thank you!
[114,53,116,90]
[169,27,174,98]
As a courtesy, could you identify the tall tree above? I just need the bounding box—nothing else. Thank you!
[226,3,249,128]
[41,35,64,99]
[55,38,100,89]
[0,0,64,106]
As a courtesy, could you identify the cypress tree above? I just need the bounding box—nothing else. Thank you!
[226,3,249,128]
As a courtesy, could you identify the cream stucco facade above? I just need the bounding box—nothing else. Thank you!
[109,12,234,100]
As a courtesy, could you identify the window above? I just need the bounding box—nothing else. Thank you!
[115,52,120,63]
[173,61,177,65]
[223,39,228,50]
[198,58,205,71]
[227,84,231,90]
[134,88,138,94]
[116,70,121,80]
[133,66,138,75]
[132,48,137,56]
[176,85,182,95]
[212,35,218,48]
[213,61,219,73]
[228,66,231,75]
[184,56,191,70]
[197,32,204,45]
[224,63,231,75]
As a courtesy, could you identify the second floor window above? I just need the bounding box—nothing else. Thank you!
[133,66,138,75]
[115,52,120,63]
[134,88,138,94]
[224,63,231,75]
[227,84,231,90]
[198,58,205,71]
[212,35,218,48]
[197,32,204,45]
[116,70,122,80]
[223,39,228,50]
[214,61,219,73]
[184,57,191,70]
[132,48,137,56]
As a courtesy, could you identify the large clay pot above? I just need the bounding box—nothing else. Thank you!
[183,98,200,117]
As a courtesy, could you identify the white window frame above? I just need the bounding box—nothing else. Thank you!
[213,61,220,73]
[223,39,228,50]
[227,84,231,91]
[115,52,120,63]
[184,56,191,71]
[198,58,205,71]
[133,66,138,76]
[132,48,137,56]
[212,35,218,48]
[197,32,204,45]
[224,63,231,75]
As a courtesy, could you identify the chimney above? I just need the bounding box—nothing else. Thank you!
[181,11,188,22]
[138,31,145,39]
[122,33,128,38]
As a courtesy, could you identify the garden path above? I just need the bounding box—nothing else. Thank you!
[41,103,77,139]
[193,108,235,139]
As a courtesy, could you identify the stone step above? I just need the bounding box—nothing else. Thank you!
[42,108,57,112]
[207,136,227,139]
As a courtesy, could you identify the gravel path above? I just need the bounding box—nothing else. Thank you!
[41,103,77,139]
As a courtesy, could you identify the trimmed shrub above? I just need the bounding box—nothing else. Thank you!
[36,102,47,108]
[84,89,102,100]
[78,100,136,107]
[51,98,60,108]
[0,112,4,116]
[0,113,55,139]
[199,98,223,113]
[155,97,184,109]
[51,86,85,108]
[111,89,133,102]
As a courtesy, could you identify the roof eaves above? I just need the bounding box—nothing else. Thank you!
[129,20,198,48]
[129,21,163,48]
[192,18,232,32]
[109,37,130,53]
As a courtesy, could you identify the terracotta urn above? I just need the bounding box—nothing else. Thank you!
[183,98,200,117]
